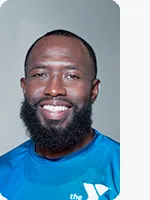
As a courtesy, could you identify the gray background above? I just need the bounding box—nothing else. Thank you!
[0,0,120,155]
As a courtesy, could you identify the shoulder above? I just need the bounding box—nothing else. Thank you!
[93,129,120,173]
[94,129,120,167]
[0,139,33,162]
[0,140,33,178]
[94,129,120,154]
[93,129,120,194]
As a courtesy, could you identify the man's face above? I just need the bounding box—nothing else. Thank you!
[20,35,100,151]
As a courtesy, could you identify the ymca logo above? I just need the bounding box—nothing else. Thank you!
[70,183,120,200]
[70,183,109,200]
[83,183,109,199]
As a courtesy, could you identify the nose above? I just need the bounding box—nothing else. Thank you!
[44,76,67,97]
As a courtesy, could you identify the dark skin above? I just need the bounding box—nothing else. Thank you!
[20,35,100,159]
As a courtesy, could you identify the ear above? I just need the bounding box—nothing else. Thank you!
[91,79,101,103]
[20,77,27,95]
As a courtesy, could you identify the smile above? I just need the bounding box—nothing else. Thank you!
[43,105,68,112]
[38,100,72,120]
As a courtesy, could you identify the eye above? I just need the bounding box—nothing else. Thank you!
[32,73,47,78]
[66,74,80,79]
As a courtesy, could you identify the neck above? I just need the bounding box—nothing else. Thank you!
[35,129,94,159]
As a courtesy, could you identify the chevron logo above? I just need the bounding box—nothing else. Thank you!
[83,183,109,199]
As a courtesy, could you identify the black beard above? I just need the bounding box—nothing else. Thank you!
[20,97,93,153]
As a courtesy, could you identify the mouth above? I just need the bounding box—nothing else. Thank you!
[38,100,73,120]
[42,105,69,112]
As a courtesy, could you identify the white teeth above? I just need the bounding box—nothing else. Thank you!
[43,105,68,112]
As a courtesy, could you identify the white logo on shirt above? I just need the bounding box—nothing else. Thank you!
[83,183,120,200]
[83,183,109,199]
[0,194,8,200]
[70,183,110,200]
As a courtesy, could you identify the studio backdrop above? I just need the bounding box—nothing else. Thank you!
[0,0,120,155]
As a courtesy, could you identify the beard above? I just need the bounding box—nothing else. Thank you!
[20,96,93,153]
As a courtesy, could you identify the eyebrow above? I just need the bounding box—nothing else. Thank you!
[65,66,80,70]
[28,65,47,73]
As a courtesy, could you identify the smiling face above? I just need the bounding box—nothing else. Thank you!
[21,36,99,127]
[20,35,100,151]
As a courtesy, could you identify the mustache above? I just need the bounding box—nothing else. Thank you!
[33,96,74,107]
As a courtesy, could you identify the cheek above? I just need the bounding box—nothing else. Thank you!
[66,84,91,105]
[25,83,45,103]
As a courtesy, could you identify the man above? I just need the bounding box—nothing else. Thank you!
[0,29,120,200]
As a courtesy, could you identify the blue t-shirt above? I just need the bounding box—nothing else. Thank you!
[0,129,120,200]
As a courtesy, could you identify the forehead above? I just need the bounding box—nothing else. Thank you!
[27,35,93,73]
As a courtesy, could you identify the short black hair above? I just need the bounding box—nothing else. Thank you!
[24,29,97,78]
